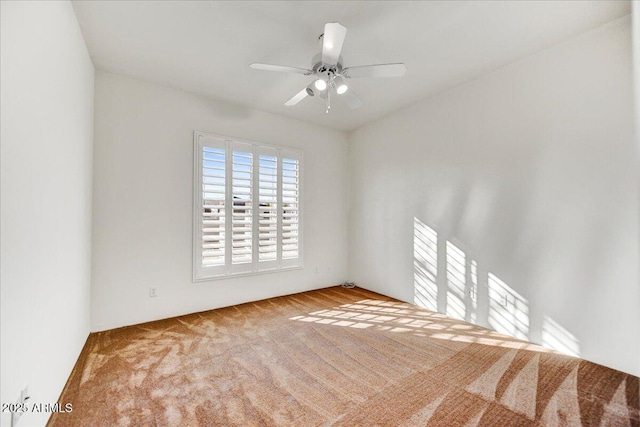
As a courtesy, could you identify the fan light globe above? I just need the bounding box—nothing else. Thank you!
[314,78,327,91]
[334,76,348,94]
[305,83,316,96]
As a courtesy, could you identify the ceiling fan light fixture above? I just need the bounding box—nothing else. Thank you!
[305,83,316,96]
[250,21,406,111]
[314,77,327,91]
[334,76,348,94]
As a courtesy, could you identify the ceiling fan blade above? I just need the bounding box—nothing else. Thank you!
[343,63,407,78]
[250,63,313,75]
[322,22,347,66]
[342,88,363,110]
[284,88,309,106]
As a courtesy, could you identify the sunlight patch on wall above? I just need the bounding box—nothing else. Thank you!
[446,241,467,321]
[413,217,438,311]
[411,216,578,356]
[542,316,580,357]
[488,273,529,341]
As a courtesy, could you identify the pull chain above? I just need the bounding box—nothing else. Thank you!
[325,89,331,113]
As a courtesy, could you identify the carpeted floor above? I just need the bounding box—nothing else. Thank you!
[49,286,639,426]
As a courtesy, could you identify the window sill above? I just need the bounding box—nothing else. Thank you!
[193,264,304,283]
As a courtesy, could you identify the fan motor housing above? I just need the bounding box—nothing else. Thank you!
[311,53,344,76]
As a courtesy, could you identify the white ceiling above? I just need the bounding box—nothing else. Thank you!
[72,1,630,132]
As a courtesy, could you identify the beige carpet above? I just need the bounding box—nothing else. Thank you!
[49,286,639,426]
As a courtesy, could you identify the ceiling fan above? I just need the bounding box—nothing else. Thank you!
[250,22,407,113]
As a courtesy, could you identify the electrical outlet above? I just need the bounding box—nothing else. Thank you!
[500,294,509,308]
[466,287,475,301]
[149,287,157,298]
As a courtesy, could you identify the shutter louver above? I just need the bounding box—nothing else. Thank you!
[281,157,300,260]
[259,153,278,262]
[231,147,253,265]
[202,146,226,267]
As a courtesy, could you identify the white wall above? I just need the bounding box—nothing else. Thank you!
[349,17,640,376]
[0,1,94,426]
[634,3,640,148]
[91,71,349,331]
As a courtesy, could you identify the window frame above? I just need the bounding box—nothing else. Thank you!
[193,131,303,282]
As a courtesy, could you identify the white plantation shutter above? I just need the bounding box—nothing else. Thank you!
[198,136,227,278]
[230,143,253,273]
[194,132,302,280]
[258,147,279,268]
[281,152,300,267]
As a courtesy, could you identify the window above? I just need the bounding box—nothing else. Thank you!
[193,131,302,280]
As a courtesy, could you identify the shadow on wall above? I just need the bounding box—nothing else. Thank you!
[413,217,580,357]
